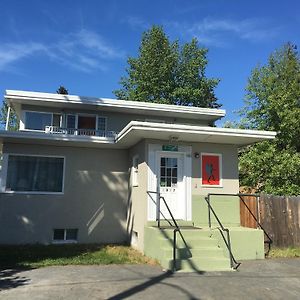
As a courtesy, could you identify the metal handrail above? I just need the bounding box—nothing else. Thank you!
[147,190,191,272]
[207,193,273,255]
[205,195,241,270]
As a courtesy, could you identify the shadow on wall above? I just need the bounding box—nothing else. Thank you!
[0,155,130,244]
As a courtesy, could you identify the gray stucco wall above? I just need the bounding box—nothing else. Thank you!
[127,140,148,250]
[0,143,129,244]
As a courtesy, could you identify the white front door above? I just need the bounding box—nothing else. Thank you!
[157,152,185,220]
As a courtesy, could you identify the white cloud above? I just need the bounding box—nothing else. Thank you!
[167,18,280,47]
[121,16,149,30]
[0,42,45,71]
[0,29,123,73]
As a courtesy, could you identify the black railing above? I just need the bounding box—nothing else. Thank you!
[207,193,273,256]
[147,191,191,272]
[205,195,241,270]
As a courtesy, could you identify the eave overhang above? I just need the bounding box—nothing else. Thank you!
[5,90,225,122]
[116,121,277,147]
[0,122,276,149]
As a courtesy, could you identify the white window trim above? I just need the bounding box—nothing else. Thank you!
[0,153,66,195]
[52,229,78,244]
[65,113,107,131]
[96,116,107,132]
[200,152,223,188]
[132,155,139,187]
[23,110,63,131]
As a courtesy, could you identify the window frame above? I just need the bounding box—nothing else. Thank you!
[52,228,78,244]
[1,153,66,195]
[23,110,62,132]
[65,113,107,131]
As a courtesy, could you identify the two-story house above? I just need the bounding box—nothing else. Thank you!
[0,90,276,272]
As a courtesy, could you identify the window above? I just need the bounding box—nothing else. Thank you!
[5,155,64,193]
[65,114,106,136]
[25,111,62,130]
[53,229,78,242]
[25,112,52,130]
[66,114,76,129]
[132,155,139,187]
[160,157,178,187]
[97,117,106,131]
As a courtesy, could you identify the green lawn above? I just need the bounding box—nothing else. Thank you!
[0,244,157,268]
[268,247,300,258]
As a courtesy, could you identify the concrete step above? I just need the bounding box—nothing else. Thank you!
[144,224,232,272]
[158,235,219,248]
[146,220,194,227]
[176,257,232,272]
[162,246,225,259]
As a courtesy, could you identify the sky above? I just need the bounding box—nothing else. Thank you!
[0,0,299,124]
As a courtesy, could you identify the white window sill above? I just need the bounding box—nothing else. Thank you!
[52,240,78,244]
[201,185,223,188]
[2,191,64,195]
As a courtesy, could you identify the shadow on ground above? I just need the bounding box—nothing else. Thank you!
[0,268,33,291]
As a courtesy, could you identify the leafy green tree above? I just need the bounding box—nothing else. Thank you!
[239,43,300,195]
[114,26,220,108]
[0,100,18,131]
[56,86,69,95]
[173,38,220,108]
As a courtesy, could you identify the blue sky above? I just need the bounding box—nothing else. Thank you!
[1,0,299,123]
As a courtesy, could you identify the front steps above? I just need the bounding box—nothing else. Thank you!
[144,221,233,272]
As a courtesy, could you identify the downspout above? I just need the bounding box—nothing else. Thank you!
[5,105,11,131]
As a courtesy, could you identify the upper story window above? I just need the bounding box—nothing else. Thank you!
[66,114,106,133]
[25,111,61,131]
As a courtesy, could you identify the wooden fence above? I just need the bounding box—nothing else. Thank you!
[240,194,300,247]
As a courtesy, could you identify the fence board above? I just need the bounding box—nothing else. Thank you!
[240,195,258,228]
[259,195,299,247]
[240,193,300,247]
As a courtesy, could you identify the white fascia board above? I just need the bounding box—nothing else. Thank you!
[0,130,115,146]
[116,121,277,144]
[5,90,226,120]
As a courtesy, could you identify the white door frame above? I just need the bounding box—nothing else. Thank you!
[147,144,192,221]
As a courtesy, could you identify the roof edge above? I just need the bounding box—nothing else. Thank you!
[5,90,226,119]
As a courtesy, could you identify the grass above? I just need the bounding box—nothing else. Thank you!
[268,247,300,258]
[0,244,157,268]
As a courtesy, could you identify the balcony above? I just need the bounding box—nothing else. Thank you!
[45,126,117,138]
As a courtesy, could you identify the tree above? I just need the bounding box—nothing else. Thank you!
[173,38,220,108]
[0,100,18,131]
[114,26,220,108]
[239,43,300,195]
[56,86,69,95]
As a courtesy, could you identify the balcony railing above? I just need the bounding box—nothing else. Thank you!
[45,126,117,138]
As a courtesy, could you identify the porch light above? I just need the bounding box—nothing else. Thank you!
[194,152,200,158]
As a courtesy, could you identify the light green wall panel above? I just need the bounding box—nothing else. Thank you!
[192,195,241,227]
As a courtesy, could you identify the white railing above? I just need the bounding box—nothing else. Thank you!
[45,126,117,138]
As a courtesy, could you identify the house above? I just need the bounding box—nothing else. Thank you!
[0,90,276,272]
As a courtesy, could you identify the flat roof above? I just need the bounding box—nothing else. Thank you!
[0,121,276,149]
[116,121,277,147]
[5,90,226,121]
